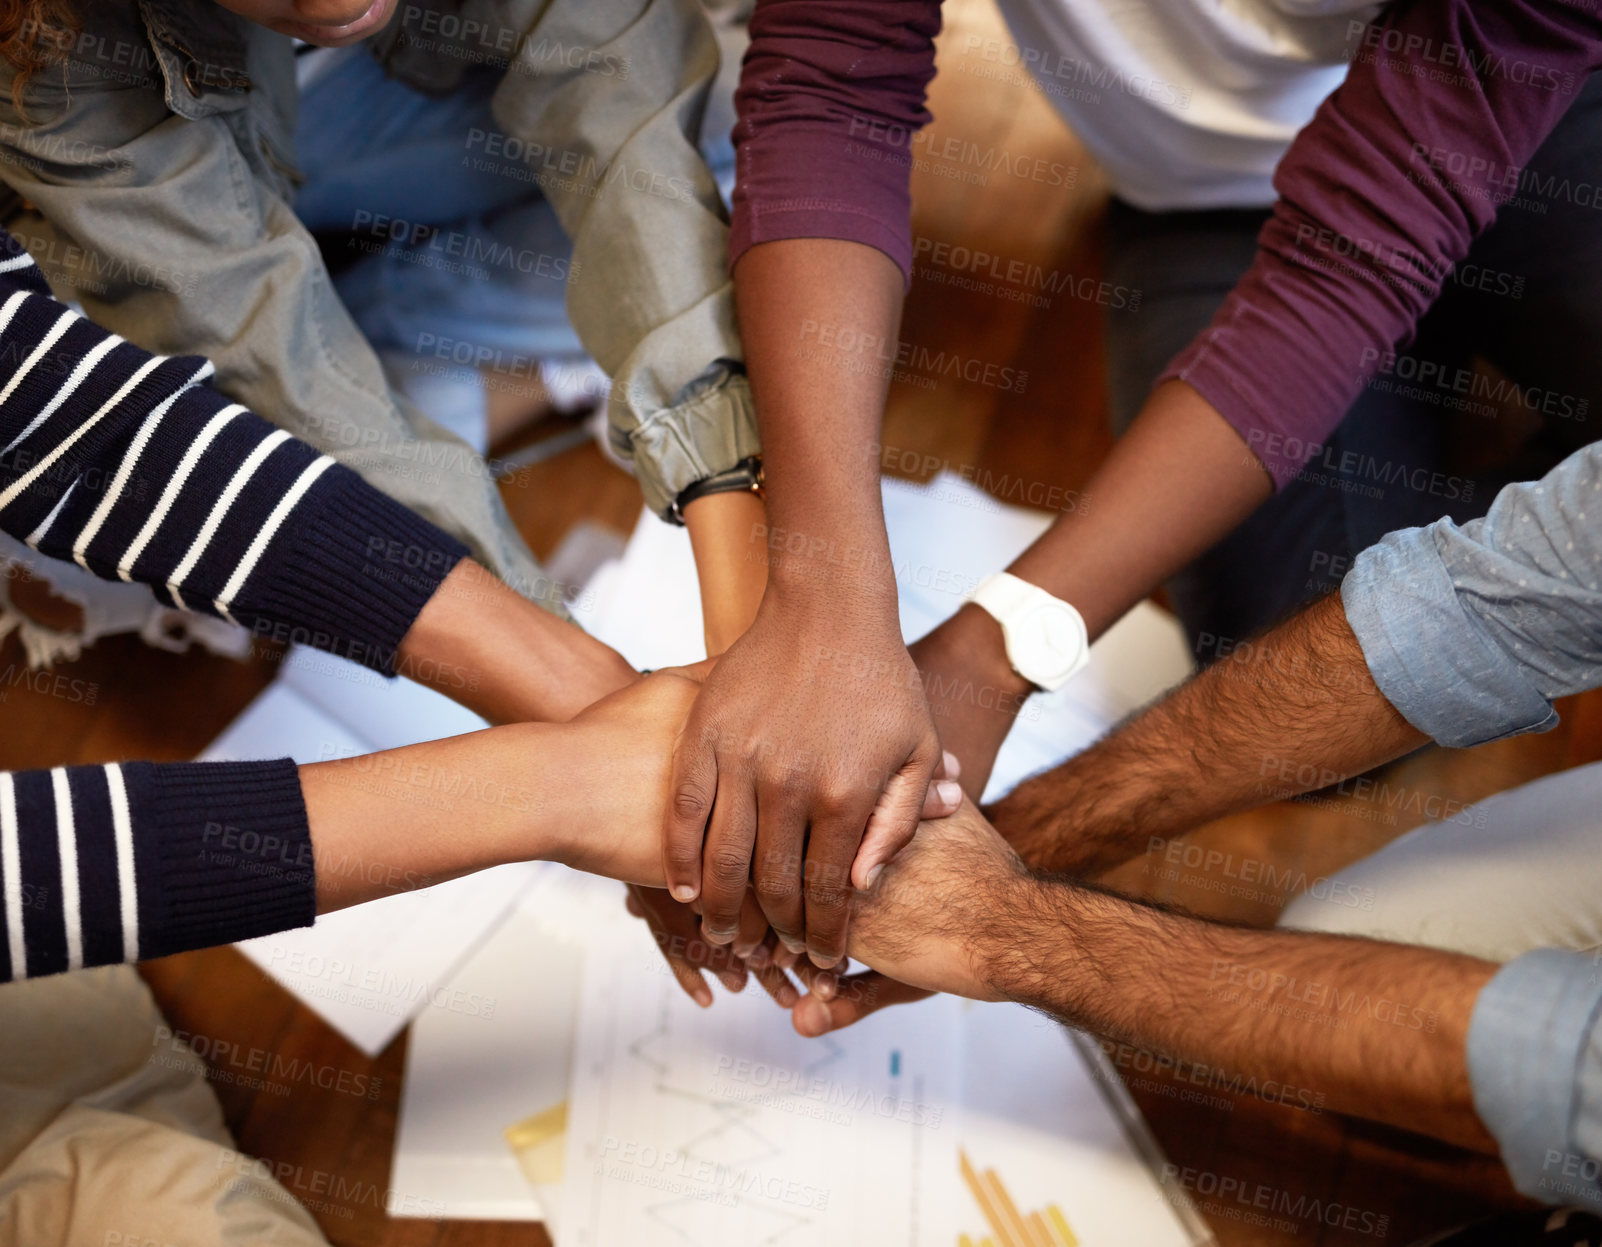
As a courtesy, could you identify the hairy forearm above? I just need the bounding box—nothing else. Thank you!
[991,592,1427,875]
[733,239,902,610]
[989,878,1497,1149]
[395,559,638,723]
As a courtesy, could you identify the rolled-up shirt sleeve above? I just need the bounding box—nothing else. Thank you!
[1163,0,1602,488]
[1341,443,1602,748]
[730,0,942,280]
[1468,948,1602,1210]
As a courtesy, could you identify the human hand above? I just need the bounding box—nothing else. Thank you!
[633,751,964,1010]
[789,800,1031,1036]
[663,587,942,969]
[548,664,708,884]
[625,884,802,1009]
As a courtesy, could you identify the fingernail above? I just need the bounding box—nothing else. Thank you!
[942,750,960,777]
[936,780,962,806]
[693,989,713,1008]
[782,938,806,955]
[864,864,884,890]
[808,950,839,970]
[671,885,697,902]
[704,927,735,945]
[814,975,837,1002]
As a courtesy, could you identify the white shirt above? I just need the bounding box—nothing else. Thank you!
[990,0,1382,209]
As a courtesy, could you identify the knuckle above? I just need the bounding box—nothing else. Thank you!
[706,848,751,889]
[804,881,849,912]
[671,783,713,824]
[756,843,804,879]
[814,787,856,821]
[664,842,701,872]
[754,876,800,909]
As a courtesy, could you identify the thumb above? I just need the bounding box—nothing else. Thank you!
[851,737,942,891]
[663,718,719,903]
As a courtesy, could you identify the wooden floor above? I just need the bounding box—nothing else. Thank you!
[0,0,1585,1242]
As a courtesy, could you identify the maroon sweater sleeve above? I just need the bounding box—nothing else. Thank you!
[1162,0,1602,489]
[730,0,942,279]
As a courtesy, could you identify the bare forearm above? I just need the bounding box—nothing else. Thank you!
[683,491,769,655]
[299,723,575,912]
[916,382,1280,794]
[1013,380,1274,638]
[395,560,638,724]
[300,705,679,912]
[989,878,1497,1149]
[992,592,1426,875]
[733,238,902,607]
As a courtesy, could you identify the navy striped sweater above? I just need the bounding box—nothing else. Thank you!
[0,227,468,983]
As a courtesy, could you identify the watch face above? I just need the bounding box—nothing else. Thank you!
[1019,605,1083,680]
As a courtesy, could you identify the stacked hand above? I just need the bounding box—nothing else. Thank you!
[662,588,947,969]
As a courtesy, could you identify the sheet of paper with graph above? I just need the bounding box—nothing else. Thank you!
[557,915,965,1246]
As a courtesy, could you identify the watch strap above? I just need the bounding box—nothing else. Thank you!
[966,572,1089,693]
[668,455,764,525]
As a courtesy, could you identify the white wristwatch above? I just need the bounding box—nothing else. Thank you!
[965,572,1089,692]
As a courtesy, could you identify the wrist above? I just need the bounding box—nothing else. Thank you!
[400,560,636,723]
[974,873,1065,1003]
[979,875,1085,1013]
[934,603,1036,700]
[757,500,899,604]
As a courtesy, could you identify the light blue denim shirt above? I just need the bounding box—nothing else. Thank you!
[1343,441,1602,1208]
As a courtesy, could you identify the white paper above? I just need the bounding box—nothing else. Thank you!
[560,914,964,1247]
[955,1004,1205,1247]
[389,867,627,1222]
[277,645,489,754]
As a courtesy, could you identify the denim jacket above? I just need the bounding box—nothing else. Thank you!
[0,0,757,615]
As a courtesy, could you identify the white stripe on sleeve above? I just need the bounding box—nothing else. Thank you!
[50,768,81,972]
[0,308,78,415]
[163,425,288,612]
[24,478,77,547]
[0,356,188,517]
[214,455,336,621]
[0,289,32,342]
[70,359,180,570]
[1,331,123,455]
[0,774,23,979]
[104,764,137,963]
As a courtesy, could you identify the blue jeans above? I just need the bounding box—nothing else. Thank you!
[295,50,585,450]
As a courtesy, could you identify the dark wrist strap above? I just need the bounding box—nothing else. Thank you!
[668,455,764,525]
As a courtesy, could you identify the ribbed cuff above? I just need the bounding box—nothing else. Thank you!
[242,464,469,674]
[126,760,315,961]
